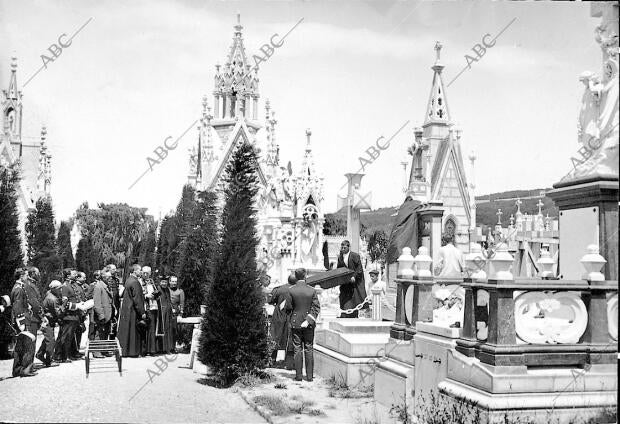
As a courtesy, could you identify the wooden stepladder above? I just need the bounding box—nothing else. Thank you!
[84,338,123,377]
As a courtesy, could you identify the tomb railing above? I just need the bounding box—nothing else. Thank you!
[390,244,619,368]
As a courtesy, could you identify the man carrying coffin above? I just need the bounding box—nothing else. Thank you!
[336,240,367,318]
[289,268,320,382]
[118,265,146,357]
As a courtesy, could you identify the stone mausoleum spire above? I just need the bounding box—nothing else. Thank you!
[424,41,451,126]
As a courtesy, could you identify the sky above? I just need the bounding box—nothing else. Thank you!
[0,0,603,221]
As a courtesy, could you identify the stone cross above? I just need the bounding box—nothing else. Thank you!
[496,209,503,225]
[515,198,522,214]
[537,199,544,215]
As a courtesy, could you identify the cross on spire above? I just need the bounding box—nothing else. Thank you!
[434,41,442,62]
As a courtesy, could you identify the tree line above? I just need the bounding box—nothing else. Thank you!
[2,142,269,385]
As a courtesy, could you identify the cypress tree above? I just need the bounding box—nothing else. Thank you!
[57,220,75,268]
[198,142,268,385]
[75,236,97,278]
[0,163,23,295]
[156,185,196,276]
[25,197,62,293]
[138,220,157,268]
[177,190,218,317]
[156,215,176,276]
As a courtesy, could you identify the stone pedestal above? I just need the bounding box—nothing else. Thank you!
[178,316,203,372]
[314,319,391,388]
[440,350,617,423]
[547,178,618,280]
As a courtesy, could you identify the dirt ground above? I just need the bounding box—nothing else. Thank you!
[0,351,265,423]
[237,368,396,424]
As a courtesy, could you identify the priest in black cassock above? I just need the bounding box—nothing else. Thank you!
[157,278,176,354]
[118,265,146,357]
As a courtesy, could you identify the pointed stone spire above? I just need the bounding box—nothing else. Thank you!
[203,95,215,164]
[37,125,52,196]
[3,56,23,139]
[424,42,451,125]
[212,14,259,132]
[7,56,20,100]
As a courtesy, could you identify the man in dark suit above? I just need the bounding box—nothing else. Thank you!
[93,270,114,350]
[117,264,146,357]
[289,268,320,382]
[11,268,38,377]
[56,269,83,362]
[337,240,367,318]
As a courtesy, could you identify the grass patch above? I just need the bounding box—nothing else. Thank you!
[308,408,327,417]
[234,370,274,388]
[326,374,373,399]
[253,394,324,417]
[253,394,290,416]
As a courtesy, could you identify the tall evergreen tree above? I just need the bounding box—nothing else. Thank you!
[138,220,157,268]
[57,220,75,269]
[156,215,177,276]
[0,163,23,295]
[177,191,218,317]
[75,236,98,278]
[198,142,268,385]
[25,197,61,293]
[155,185,195,275]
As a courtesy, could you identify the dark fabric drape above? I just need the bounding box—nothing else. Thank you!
[386,198,422,264]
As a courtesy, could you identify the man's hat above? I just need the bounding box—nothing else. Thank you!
[49,280,62,289]
[369,269,379,275]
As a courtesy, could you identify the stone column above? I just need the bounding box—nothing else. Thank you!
[214,94,220,118]
[456,280,478,357]
[344,173,366,253]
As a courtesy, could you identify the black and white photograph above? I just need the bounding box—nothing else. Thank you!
[0,1,617,423]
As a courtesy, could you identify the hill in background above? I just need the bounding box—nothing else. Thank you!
[325,188,559,238]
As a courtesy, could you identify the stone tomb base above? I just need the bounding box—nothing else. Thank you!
[314,319,391,388]
[374,322,462,409]
[373,337,415,408]
[439,349,618,423]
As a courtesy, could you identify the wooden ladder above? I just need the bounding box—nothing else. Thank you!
[84,338,123,377]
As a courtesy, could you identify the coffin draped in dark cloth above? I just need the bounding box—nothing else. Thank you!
[306,268,356,289]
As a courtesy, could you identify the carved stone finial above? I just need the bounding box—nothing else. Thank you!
[434,41,442,61]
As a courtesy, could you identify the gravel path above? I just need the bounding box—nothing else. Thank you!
[0,353,266,423]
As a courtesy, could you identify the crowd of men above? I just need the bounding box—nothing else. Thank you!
[3,264,186,378]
